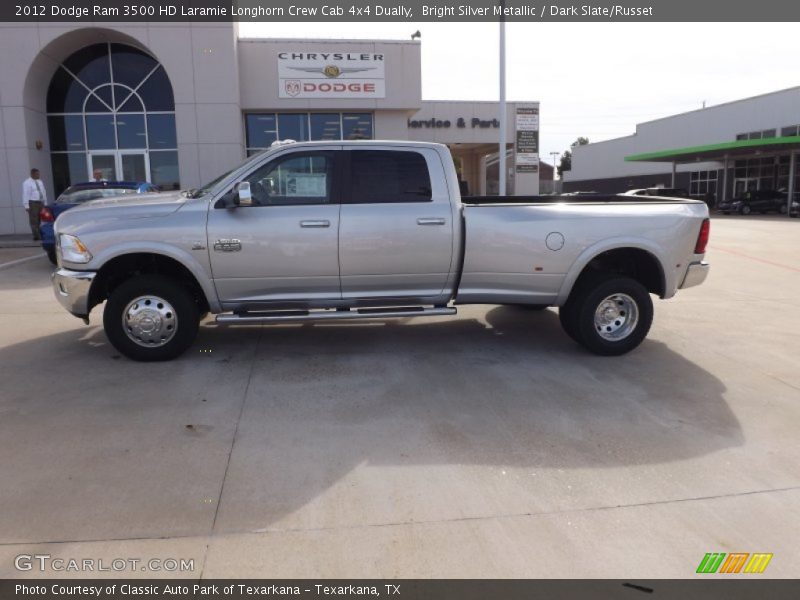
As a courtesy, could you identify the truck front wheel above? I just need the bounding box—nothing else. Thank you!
[103,274,199,361]
[560,275,653,356]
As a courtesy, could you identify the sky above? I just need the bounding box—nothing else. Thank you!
[239,22,800,170]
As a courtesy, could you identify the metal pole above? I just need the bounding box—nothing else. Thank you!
[671,161,676,188]
[498,2,507,196]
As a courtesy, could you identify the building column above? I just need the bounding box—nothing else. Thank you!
[671,161,676,187]
[721,155,729,204]
[787,151,796,218]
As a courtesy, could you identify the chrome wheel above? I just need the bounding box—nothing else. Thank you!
[594,293,639,341]
[122,295,178,347]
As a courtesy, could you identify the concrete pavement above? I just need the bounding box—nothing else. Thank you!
[0,215,798,578]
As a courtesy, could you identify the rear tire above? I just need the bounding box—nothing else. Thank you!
[740,205,752,215]
[45,247,57,265]
[562,275,653,356]
[103,274,199,361]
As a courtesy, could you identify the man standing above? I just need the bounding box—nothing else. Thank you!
[22,168,48,241]
[92,168,107,182]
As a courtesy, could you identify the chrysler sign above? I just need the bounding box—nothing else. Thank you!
[278,52,386,99]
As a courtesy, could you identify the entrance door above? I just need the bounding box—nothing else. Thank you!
[734,178,758,198]
[120,152,148,182]
[87,152,149,182]
[88,153,116,181]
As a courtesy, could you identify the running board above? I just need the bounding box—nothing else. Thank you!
[215,306,457,324]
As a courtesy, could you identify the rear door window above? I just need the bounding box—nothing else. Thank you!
[347,150,432,203]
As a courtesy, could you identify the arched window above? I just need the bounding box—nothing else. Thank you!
[47,43,179,195]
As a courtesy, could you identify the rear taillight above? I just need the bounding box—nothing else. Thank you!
[39,206,54,223]
[694,218,710,254]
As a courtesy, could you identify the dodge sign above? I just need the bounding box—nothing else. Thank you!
[278,52,386,99]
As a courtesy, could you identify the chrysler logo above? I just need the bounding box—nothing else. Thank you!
[287,65,375,78]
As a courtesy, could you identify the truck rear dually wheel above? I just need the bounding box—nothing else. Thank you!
[560,275,653,355]
[103,274,199,361]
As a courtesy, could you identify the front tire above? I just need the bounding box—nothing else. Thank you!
[103,275,199,361]
[740,204,752,215]
[45,247,57,265]
[562,275,653,356]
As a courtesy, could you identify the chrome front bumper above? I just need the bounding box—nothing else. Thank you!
[52,268,96,318]
[679,261,710,289]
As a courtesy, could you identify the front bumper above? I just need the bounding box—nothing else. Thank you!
[679,261,709,289]
[52,268,96,318]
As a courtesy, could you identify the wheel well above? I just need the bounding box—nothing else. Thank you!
[574,248,665,297]
[88,253,210,314]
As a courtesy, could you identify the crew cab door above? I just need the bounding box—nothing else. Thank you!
[207,149,342,307]
[338,147,454,301]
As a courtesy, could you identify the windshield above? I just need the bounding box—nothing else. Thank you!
[57,187,137,204]
[188,149,269,198]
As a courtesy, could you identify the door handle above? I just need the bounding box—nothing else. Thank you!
[417,217,446,226]
[300,220,331,228]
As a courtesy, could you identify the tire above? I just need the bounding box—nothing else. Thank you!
[45,247,57,265]
[722,211,730,215]
[567,276,654,356]
[558,298,581,343]
[779,204,787,215]
[103,274,199,361]
[740,205,752,215]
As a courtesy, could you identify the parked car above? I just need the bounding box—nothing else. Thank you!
[40,181,158,264]
[51,140,710,361]
[717,189,789,215]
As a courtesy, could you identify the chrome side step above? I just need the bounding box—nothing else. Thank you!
[215,306,457,324]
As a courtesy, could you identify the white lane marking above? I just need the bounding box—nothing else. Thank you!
[0,253,46,270]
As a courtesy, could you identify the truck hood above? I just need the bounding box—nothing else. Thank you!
[55,191,187,234]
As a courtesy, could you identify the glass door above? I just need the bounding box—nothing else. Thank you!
[88,153,116,182]
[87,152,150,182]
[119,152,149,182]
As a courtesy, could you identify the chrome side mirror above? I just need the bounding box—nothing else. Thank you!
[235,181,253,206]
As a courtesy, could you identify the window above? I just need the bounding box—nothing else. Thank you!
[781,125,800,137]
[47,43,179,194]
[348,151,432,204]
[244,152,332,206]
[689,170,718,197]
[245,112,374,154]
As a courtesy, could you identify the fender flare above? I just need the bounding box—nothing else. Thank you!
[88,242,221,313]
[555,237,668,306]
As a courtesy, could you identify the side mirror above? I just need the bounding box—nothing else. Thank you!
[235,181,253,206]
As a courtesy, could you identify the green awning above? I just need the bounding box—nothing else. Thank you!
[625,135,800,163]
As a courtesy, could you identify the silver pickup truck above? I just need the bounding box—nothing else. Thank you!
[51,140,709,361]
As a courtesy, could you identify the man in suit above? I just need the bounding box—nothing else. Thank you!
[22,168,48,241]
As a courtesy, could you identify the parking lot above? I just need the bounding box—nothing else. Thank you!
[0,215,798,579]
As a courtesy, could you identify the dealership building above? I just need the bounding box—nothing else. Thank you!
[563,86,800,210]
[0,22,540,235]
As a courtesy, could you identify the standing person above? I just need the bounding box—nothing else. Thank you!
[22,168,48,241]
[92,168,107,182]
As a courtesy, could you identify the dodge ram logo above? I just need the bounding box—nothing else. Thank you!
[285,80,300,96]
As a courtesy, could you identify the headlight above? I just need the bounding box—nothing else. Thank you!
[58,234,93,264]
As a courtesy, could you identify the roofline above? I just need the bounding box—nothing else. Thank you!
[625,135,800,162]
[237,37,419,45]
[637,85,800,127]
